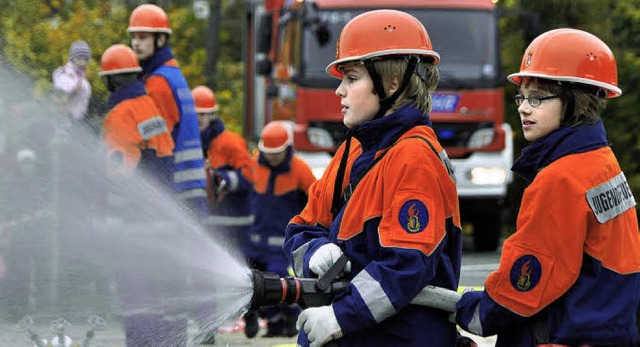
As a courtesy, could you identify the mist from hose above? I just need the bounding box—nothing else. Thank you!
[0,57,254,343]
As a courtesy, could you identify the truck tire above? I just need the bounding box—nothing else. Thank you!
[472,213,501,252]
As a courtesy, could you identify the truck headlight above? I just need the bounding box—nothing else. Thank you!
[468,128,494,149]
[307,128,334,149]
[469,167,507,185]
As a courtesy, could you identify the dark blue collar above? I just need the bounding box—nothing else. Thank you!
[107,81,147,110]
[140,46,174,76]
[512,118,608,183]
[351,104,432,152]
[200,118,225,152]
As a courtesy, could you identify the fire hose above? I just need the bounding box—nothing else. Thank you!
[250,254,462,312]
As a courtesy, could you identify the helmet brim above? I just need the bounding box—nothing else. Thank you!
[507,72,622,98]
[326,49,440,79]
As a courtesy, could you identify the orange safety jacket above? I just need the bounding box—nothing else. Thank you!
[284,106,462,347]
[102,81,174,180]
[456,119,640,346]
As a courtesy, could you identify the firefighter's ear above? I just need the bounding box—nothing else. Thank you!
[387,76,400,95]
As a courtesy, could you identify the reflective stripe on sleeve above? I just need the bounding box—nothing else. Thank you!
[292,241,312,277]
[467,304,483,336]
[267,236,285,246]
[352,270,397,323]
[202,215,254,227]
[226,171,239,191]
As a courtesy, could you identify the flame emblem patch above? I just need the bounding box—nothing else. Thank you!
[398,200,429,234]
[510,254,541,292]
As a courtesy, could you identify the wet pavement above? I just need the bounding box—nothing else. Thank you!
[1,317,496,346]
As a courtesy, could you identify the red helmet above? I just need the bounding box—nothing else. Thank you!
[127,4,172,35]
[99,44,142,76]
[508,28,621,98]
[191,86,219,113]
[326,9,439,79]
[258,121,292,153]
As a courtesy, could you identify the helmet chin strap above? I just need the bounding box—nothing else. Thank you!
[363,56,420,120]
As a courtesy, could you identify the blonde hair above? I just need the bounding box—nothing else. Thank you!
[372,57,439,114]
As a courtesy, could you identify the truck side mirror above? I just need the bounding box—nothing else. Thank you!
[315,24,330,46]
[256,57,272,76]
[523,12,540,44]
[256,13,273,54]
[302,1,330,46]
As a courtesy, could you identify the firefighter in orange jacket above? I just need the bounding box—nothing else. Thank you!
[283,10,462,347]
[455,29,640,347]
[192,86,254,241]
[128,4,208,215]
[99,44,174,182]
[99,44,180,347]
[245,121,316,338]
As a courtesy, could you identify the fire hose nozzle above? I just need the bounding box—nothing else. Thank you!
[250,269,347,310]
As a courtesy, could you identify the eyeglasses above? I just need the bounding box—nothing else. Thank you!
[514,94,559,108]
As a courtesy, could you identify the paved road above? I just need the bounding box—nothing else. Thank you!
[1,245,501,346]
[0,319,497,346]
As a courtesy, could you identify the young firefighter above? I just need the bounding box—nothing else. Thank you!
[192,85,254,246]
[246,121,316,338]
[128,4,208,214]
[191,85,255,343]
[455,28,640,346]
[283,10,462,347]
[99,44,179,346]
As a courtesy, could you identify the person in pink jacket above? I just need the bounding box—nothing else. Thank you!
[52,40,92,124]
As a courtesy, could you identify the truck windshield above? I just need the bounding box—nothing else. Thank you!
[302,9,499,89]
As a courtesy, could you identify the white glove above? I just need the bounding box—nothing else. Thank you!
[297,305,343,347]
[308,243,351,278]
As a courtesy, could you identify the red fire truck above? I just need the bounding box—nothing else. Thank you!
[244,0,513,251]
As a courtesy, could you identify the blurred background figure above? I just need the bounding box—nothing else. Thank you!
[192,85,254,344]
[98,43,178,347]
[128,4,209,216]
[246,120,316,338]
[52,40,92,126]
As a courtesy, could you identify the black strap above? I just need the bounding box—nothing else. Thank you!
[330,132,353,218]
[364,56,420,120]
[329,134,441,218]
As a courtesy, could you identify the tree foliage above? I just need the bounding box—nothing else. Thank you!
[0,0,244,131]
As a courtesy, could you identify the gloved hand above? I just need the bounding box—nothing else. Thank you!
[212,170,230,202]
[309,243,351,278]
[297,305,343,347]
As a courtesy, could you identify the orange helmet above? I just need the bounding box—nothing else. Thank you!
[99,44,142,76]
[507,28,621,98]
[258,121,292,153]
[127,4,172,35]
[192,86,219,113]
[326,9,439,79]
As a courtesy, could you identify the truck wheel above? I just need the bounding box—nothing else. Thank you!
[472,214,501,252]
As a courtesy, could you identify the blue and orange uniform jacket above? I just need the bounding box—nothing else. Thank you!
[201,119,254,245]
[141,46,208,214]
[102,81,174,184]
[249,146,316,270]
[284,106,463,347]
[456,119,640,346]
